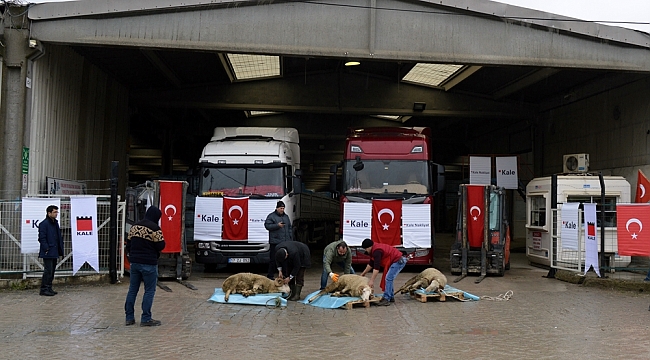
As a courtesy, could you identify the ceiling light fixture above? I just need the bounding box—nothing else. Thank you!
[345,60,360,66]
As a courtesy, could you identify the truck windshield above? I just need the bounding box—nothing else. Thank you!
[200,167,285,197]
[343,160,430,195]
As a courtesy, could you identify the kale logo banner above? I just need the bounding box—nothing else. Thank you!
[560,202,580,250]
[71,196,99,274]
[496,156,518,189]
[21,198,60,254]
[583,203,600,276]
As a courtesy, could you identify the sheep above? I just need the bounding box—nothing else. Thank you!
[221,272,291,302]
[307,274,373,307]
[397,267,448,294]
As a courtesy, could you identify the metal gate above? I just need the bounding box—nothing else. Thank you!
[0,198,125,278]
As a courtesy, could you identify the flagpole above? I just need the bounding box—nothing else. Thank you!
[109,161,118,284]
[598,172,606,277]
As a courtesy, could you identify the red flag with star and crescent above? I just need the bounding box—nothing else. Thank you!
[635,169,650,203]
[371,199,402,246]
[616,204,650,256]
[223,197,249,240]
[466,185,485,248]
[159,181,183,253]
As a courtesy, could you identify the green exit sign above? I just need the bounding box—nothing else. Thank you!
[22,147,29,174]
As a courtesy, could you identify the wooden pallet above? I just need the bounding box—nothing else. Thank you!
[410,290,466,303]
[340,296,380,309]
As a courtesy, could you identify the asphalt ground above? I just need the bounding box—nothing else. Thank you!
[2,235,650,359]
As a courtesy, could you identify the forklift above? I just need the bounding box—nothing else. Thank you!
[450,184,511,283]
[125,180,195,291]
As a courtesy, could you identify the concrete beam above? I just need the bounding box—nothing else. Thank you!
[131,71,533,119]
[28,0,650,71]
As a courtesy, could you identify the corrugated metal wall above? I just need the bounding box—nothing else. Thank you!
[28,45,129,195]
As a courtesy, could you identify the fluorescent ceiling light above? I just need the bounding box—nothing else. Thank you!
[226,54,281,81]
[245,111,281,117]
[373,115,401,120]
[402,63,464,88]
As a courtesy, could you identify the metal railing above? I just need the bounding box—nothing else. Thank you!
[0,199,125,278]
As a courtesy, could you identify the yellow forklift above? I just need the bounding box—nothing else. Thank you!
[450,184,511,283]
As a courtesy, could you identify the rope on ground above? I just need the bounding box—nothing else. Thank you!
[265,297,284,309]
[480,290,513,301]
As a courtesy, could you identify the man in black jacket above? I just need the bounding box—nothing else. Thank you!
[124,206,166,327]
[38,205,64,296]
[275,241,311,301]
[264,201,292,279]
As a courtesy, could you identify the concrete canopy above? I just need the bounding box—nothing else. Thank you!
[28,0,650,70]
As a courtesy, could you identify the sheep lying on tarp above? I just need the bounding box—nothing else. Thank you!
[397,267,448,294]
[222,273,290,302]
[307,274,373,307]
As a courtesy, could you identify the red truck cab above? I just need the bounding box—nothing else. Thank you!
[331,127,444,266]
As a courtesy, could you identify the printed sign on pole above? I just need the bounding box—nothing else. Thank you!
[469,156,491,185]
[496,156,518,189]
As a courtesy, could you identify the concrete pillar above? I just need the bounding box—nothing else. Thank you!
[0,26,31,199]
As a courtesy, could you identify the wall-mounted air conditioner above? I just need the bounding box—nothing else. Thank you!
[563,153,589,173]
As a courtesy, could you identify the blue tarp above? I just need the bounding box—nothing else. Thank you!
[208,288,288,307]
[301,290,381,309]
[414,284,480,301]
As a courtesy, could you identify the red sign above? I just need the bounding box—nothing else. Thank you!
[617,204,650,256]
[371,199,402,246]
[223,197,249,240]
[466,185,485,248]
[159,181,183,253]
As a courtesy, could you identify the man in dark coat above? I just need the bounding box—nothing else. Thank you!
[38,205,64,296]
[275,240,311,301]
[124,206,166,327]
[264,200,292,279]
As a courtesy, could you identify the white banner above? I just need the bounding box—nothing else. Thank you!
[583,203,600,276]
[71,197,99,274]
[194,197,223,241]
[560,202,580,250]
[402,204,431,248]
[496,156,518,189]
[193,198,277,242]
[342,203,372,246]
[21,198,60,254]
[469,156,491,185]
[248,199,278,243]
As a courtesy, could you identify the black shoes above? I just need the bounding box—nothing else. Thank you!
[39,290,55,296]
[376,298,391,306]
[140,319,162,327]
[125,320,136,326]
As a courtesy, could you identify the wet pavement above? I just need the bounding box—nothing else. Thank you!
[2,236,650,359]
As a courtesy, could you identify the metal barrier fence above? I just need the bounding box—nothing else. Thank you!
[0,199,125,278]
[550,208,649,278]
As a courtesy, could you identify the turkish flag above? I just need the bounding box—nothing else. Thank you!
[635,170,650,203]
[223,197,249,240]
[617,204,650,256]
[371,199,402,246]
[466,185,485,248]
[159,181,183,253]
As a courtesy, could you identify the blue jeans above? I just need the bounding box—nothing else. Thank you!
[125,263,158,322]
[320,255,355,289]
[383,256,407,301]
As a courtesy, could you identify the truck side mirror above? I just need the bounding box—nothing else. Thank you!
[353,156,364,171]
[432,163,445,193]
[292,177,302,195]
[329,174,337,193]
[294,169,302,177]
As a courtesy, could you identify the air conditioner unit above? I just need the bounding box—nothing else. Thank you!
[563,153,589,173]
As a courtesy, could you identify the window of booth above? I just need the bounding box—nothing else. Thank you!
[528,195,546,227]
[566,195,617,227]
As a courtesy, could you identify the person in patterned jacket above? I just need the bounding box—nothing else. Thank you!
[124,206,166,327]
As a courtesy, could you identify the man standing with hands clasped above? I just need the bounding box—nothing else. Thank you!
[38,205,64,296]
[264,200,292,279]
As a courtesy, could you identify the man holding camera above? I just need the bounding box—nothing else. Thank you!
[264,201,292,279]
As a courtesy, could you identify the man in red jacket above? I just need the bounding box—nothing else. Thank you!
[359,238,407,306]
